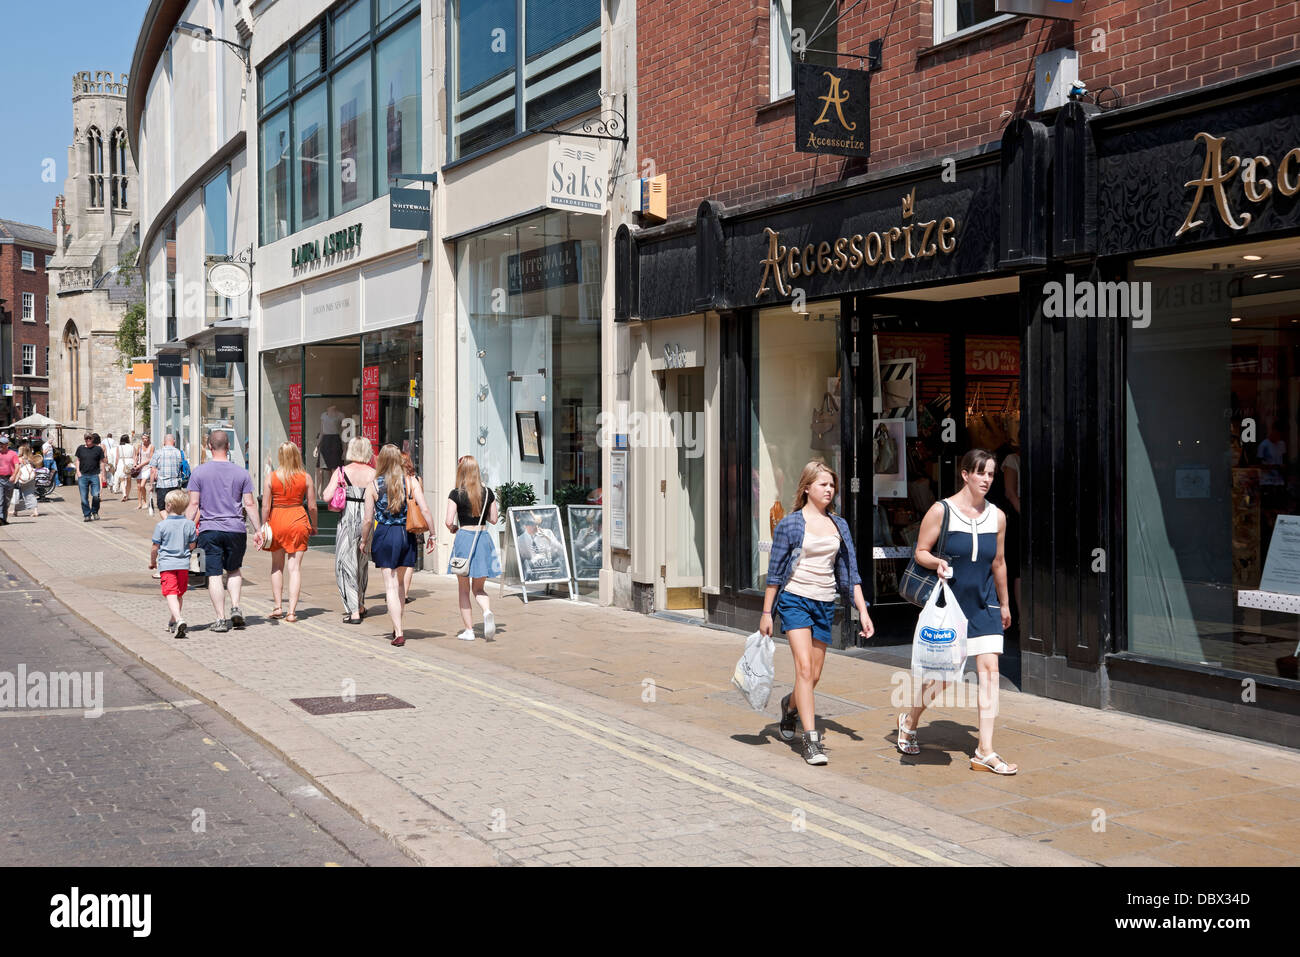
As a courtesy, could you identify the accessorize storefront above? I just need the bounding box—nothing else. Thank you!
[1079,63,1300,747]
[623,70,1300,747]
[618,152,1030,639]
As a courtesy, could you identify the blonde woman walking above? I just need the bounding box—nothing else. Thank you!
[361,444,434,647]
[444,454,502,641]
[322,437,375,624]
[897,449,1017,775]
[135,433,154,510]
[257,442,317,622]
[761,461,873,766]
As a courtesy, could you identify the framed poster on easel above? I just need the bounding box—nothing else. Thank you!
[508,505,575,602]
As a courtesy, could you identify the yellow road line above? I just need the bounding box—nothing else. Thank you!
[37,504,961,866]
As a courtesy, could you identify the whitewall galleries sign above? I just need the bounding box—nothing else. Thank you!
[546,142,608,214]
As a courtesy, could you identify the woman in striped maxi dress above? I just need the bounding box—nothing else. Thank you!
[323,437,376,623]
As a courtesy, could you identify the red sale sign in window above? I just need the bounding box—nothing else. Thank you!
[288,383,303,450]
[362,366,380,447]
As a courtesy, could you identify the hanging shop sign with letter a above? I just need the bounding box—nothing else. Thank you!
[795,63,869,158]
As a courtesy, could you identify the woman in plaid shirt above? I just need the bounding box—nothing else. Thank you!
[759,461,873,766]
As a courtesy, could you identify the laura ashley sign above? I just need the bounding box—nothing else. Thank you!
[1176,132,1300,238]
[756,188,958,298]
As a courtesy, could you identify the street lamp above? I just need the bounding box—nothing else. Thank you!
[174,20,250,75]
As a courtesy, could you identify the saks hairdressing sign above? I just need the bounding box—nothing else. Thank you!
[546,143,607,214]
[756,188,958,298]
[1176,132,1300,237]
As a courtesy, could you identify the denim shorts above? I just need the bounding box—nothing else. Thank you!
[776,590,835,645]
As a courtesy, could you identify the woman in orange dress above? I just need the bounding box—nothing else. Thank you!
[258,442,317,622]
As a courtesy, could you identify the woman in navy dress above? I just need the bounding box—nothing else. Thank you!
[361,444,434,647]
[897,448,1017,775]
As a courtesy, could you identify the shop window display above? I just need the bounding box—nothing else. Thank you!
[750,305,842,589]
[456,211,601,501]
[1127,259,1300,680]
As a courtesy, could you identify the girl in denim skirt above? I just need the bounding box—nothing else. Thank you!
[761,461,874,765]
[444,455,502,642]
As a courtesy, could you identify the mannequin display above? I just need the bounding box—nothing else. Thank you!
[314,404,346,488]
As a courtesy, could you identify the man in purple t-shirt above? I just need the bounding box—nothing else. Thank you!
[185,430,256,633]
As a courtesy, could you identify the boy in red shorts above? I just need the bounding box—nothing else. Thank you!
[150,488,197,638]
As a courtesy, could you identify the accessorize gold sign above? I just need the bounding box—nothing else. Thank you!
[1176,132,1300,237]
[756,188,958,298]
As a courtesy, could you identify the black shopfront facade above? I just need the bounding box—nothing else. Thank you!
[619,62,1300,748]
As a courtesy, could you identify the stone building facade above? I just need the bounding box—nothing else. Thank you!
[47,70,142,437]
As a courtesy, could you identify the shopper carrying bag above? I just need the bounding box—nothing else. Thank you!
[760,461,873,766]
[896,449,1017,775]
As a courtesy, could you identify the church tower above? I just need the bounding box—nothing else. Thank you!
[48,70,142,435]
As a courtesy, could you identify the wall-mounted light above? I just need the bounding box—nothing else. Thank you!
[174,20,250,75]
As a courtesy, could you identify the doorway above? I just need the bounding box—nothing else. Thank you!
[863,290,1025,661]
[661,368,706,611]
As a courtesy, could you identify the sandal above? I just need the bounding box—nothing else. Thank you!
[268,608,285,620]
[896,714,920,755]
[971,750,1018,775]
[285,612,299,623]
[342,615,363,625]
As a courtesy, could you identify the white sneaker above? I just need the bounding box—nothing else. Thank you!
[457,628,476,641]
[483,612,495,639]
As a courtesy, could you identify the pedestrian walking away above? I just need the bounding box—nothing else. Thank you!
[898,448,1018,775]
[13,444,41,517]
[187,430,258,633]
[135,434,154,510]
[148,434,184,515]
[151,489,197,639]
[400,451,421,603]
[761,461,873,766]
[256,442,317,623]
[114,434,134,498]
[41,436,60,489]
[322,437,375,624]
[0,435,22,526]
[445,454,502,642]
[361,444,434,647]
[73,432,106,522]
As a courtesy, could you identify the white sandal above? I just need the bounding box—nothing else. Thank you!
[896,714,920,755]
[971,749,1018,775]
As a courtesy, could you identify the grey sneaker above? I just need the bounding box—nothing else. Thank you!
[801,729,828,766]
[778,693,798,741]
[230,608,246,629]
[167,620,176,635]
[174,620,188,640]
[210,619,231,633]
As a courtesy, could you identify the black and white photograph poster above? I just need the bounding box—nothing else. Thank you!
[509,506,572,585]
[567,505,602,581]
[879,357,917,437]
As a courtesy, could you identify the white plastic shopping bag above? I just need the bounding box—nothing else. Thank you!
[910,579,968,682]
[732,629,776,711]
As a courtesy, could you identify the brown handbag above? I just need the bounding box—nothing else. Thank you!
[404,478,429,535]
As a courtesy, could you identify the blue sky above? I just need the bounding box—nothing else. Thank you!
[0,1,151,230]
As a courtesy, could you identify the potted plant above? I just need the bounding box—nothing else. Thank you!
[495,482,536,581]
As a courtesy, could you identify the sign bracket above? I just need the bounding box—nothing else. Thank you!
[542,92,629,146]
[799,38,882,72]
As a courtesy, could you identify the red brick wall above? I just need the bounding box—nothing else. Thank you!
[638,0,1300,221]
[0,244,53,416]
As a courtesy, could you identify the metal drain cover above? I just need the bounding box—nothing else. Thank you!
[290,693,415,716]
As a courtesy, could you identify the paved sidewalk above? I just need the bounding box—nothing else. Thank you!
[3,492,1299,866]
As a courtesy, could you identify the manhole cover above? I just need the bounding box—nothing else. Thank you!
[290,693,415,716]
